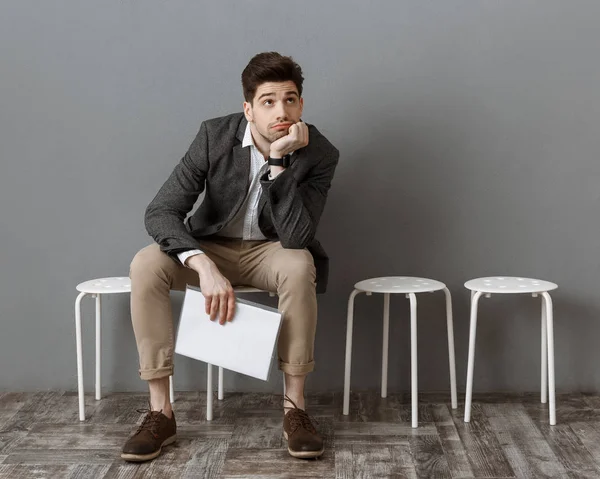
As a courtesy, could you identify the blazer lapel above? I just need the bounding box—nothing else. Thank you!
[225,140,251,225]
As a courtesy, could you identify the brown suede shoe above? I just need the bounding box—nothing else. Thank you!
[121,408,176,462]
[283,395,324,459]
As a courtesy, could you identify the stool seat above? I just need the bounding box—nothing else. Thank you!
[76,277,131,294]
[355,276,445,294]
[465,276,557,294]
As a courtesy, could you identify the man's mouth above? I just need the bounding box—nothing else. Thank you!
[271,123,292,131]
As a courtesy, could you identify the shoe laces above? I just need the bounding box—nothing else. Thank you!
[135,408,163,439]
[283,395,318,434]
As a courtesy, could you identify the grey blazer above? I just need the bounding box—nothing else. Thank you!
[144,112,339,293]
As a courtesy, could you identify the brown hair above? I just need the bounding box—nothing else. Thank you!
[241,52,304,103]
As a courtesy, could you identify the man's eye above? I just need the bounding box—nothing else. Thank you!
[264,100,273,106]
[286,98,296,103]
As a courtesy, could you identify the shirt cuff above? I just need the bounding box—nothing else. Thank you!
[177,249,205,267]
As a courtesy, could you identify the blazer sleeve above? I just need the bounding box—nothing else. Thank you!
[259,147,339,249]
[144,122,209,257]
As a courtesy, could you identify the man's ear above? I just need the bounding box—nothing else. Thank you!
[243,101,253,122]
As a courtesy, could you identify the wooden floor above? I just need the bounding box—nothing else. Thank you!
[1,391,600,478]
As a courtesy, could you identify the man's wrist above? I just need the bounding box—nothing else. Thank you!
[186,254,214,273]
[269,166,285,179]
[269,148,287,159]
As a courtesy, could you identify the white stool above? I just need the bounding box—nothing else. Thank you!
[75,277,131,421]
[169,286,276,421]
[343,277,457,428]
[464,276,558,425]
[75,277,275,422]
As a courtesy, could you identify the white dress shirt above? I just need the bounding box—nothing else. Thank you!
[177,122,282,266]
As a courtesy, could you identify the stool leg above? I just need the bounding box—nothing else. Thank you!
[542,292,556,425]
[218,367,224,400]
[207,364,213,421]
[381,293,390,398]
[95,294,102,401]
[408,293,418,428]
[343,290,361,415]
[169,375,174,404]
[75,292,87,421]
[465,291,483,423]
[541,297,547,404]
[443,288,458,409]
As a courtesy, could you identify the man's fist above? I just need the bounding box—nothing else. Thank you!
[270,121,309,158]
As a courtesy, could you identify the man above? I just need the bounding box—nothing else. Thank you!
[121,52,339,462]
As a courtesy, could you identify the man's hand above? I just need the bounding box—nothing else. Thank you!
[269,121,309,158]
[187,255,235,325]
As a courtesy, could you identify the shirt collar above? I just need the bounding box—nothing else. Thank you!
[242,122,254,149]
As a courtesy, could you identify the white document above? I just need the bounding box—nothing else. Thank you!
[174,286,283,381]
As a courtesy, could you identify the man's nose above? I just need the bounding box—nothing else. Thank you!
[275,101,288,120]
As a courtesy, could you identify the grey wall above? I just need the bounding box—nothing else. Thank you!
[2,1,599,395]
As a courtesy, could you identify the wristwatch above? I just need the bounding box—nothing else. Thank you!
[268,154,291,168]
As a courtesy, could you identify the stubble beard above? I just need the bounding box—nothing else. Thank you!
[257,125,288,145]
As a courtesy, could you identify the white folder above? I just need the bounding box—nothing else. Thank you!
[174,286,283,381]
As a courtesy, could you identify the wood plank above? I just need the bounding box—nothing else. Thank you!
[15,424,132,450]
[483,403,567,478]
[0,393,57,433]
[304,392,340,419]
[210,392,281,424]
[408,435,451,479]
[101,462,183,479]
[0,432,26,455]
[535,422,600,478]
[66,464,111,479]
[334,443,353,479]
[136,464,188,478]
[182,438,229,479]
[430,404,474,478]
[350,392,405,423]
[450,404,514,478]
[0,464,73,478]
[221,448,334,478]
[0,392,100,433]
[336,421,437,439]
[0,393,29,424]
[398,404,435,424]
[229,417,283,449]
[175,424,233,440]
[525,394,594,423]
[348,444,417,479]
[581,393,600,409]
[571,421,600,469]
[98,462,153,479]
[3,449,117,465]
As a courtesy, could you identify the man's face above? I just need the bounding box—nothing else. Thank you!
[243,81,304,144]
